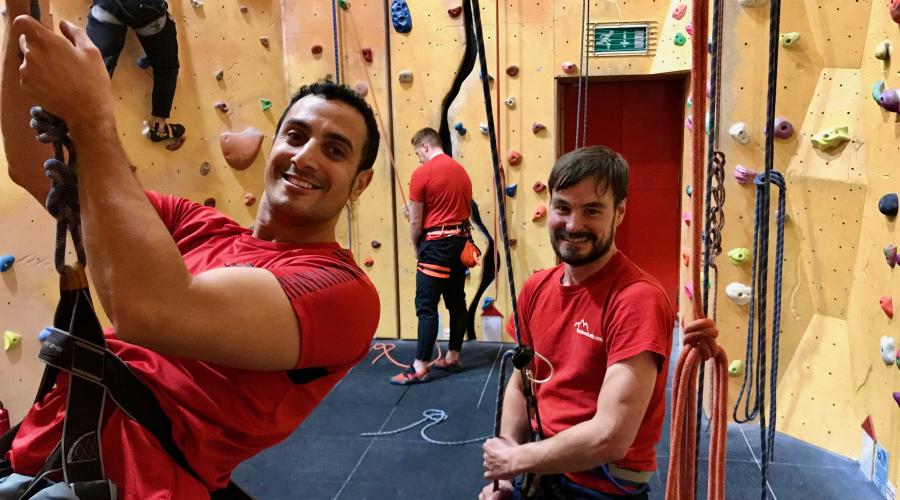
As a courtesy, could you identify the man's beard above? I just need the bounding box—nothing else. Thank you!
[550,221,616,267]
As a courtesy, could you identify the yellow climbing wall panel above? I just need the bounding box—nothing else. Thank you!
[0,0,286,419]
[687,0,900,488]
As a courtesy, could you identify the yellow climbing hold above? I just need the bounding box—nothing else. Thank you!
[4,330,21,351]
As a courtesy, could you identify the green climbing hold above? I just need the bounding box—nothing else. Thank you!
[873,80,885,104]
[727,247,751,266]
[728,360,742,377]
[811,126,850,151]
[338,0,349,9]
[260,98,273,111]
[674,33,687,46]
[3,330,21,351]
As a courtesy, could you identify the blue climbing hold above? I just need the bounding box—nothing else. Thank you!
[0,254,13,272]
[38,326,55,342]
[505,184,518,197]
[686,185,693,197]
[879,193,899,217]
[482,296,495,310]
[136,56,150,69]
[390,0,412,33]
[454,122,467,136]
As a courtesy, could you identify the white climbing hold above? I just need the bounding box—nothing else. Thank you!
[479,123,489,135]
[505,96,516,108]
[725,282,752,306]
[190,0,203,7]
[729,122,750,144]
[876,39,891,61]
[881,336,897,365]
[738,0,767,6]
[398,70,413,83]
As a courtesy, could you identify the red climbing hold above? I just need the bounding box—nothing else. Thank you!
[531,204,547,221]
[532,181,546,193]
[682,252,690,267]
[364,258,374,267]
[311,44,323,55]
[361,48,373,63]
[242,192,257,206]
[448,6,462,17]
[882,295,894,319]
[892,0,900,24]
[219,128,264,171]
[166,136,186,151]
[507,150,522,166]
[506,65,520,77]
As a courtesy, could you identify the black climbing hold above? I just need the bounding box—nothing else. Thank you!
[880,193,899,217]
[371,240,382,248]
[204,197,216,207]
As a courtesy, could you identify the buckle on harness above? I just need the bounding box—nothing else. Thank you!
[512,346,534,369]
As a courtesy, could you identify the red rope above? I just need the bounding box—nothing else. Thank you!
[665,1,728,498]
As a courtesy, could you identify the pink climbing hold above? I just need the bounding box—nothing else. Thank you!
[354,81,369,97]
[685,23,694,37]
[684,284,693,301]
[683,212,691,226]
[562,61,577,74]
[672,4,687,20]
[242,192,257,206]
[885,244,898,268]
[684,116,693,131]
[882,295,894,319]
[508,150,523,166]
[361,48,373,63]
[734,165,758,185]
[532,204,547,221]
[532,181,547,193]
[219,128,264,171]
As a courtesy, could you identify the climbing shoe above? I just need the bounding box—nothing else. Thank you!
[389,367,430,385]
[144,122,186,143]
[432,358,463,373]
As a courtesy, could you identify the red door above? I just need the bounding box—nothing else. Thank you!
[561,78,685,305]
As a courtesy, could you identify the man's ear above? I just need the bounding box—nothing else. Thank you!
[614,199,626,227]
[349,169,374,201]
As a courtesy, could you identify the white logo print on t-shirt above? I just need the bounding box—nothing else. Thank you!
[574,319,603,342]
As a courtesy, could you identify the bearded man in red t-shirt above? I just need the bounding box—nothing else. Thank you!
[479,146,674,500]
[1,8,381,498]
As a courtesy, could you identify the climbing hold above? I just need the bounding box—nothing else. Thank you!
[219,127,264,171]
[728,360,743,377]
[876,40,891,61]
[240,4,248,13]
[686,95,693,108]
[505,96,516,108]
[672,4,687,20]
[683,212,691,226]
[259,36,270,48]
[532,122,546,134]
[683,284,693,301]
[398,69,414,83]
[772,118,794,139]
[685,23,694,37]
[873,80,885,104]
[892,0,900,24]
[733,165,758,185]
[882,336,897,364]
[729,122,750,144]
[532,181,547,193]
[882,296,895,319]
[885,245,897,268]
[0,255,14,272]
[811,126,850,151]
[361,48,373,63]
[354,82,369,97]
[738,0,767,6]
[338,0,349,9]
[509,238,518,247]
[684,116,693,131]
[506,65,520,77]
[214,69,224,81]
[136,56,150,69]
[561,61,577,74]
[479,73,495,84]
[482,296,495,310]
[682,252,690,267]
[3,330,21,351]
[779,32,800,48]
[686,185,693,197]
[728,247,751,266]
[390,0,413,33]
[880,88,900,112]
[879,193,899,217]
[371,240,382,248]
[363,257,374,267]
[214,101,229,113]
[311,44,323,55]
[454,122,467,136]
[532,204,547,221]
[260,98,273,112]
[190,0,203,7]
[725,282,752,306]
[448,5,462,18]
[477,123,489,135]
[507,150,522,166]
[203,197,216,208]
[505,184,518,197]
[674,33,686,46]
[199,162,211,176]
[894,392,900,407]
[242,192,256,206]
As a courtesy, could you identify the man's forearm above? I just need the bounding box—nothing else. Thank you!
[409,224,421,247]
[500,370,532,445]
[512,418,622,476]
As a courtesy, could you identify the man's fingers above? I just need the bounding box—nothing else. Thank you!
[11,15,47,44]
[58,20,91,49]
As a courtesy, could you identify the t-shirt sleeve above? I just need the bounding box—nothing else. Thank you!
[144,190,206,235]
[604,281,674,370]
[409,167,427,203]
[269,261,381,371]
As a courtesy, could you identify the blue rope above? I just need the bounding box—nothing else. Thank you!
[331,0,341,84]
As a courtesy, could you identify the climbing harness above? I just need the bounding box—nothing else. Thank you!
[665,1,729,499]
[730,0,787,498]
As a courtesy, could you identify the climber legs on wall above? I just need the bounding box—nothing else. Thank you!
[86,0,185,145]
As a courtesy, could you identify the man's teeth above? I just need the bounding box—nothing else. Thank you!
[285,176,317,189]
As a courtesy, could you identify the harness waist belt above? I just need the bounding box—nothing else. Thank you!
[590,463,653,484]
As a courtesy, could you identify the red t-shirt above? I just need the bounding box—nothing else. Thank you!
[7,191,380,499]
[507,252,673,494]
[409,153,472,229]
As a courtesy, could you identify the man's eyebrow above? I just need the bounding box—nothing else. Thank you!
[280,119,354,151]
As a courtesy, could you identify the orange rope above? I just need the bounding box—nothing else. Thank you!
[370,342,443,369]
[665,1,728,499]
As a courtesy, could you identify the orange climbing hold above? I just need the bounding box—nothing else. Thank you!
[531,204,546,221]
[881,295,894,319]
[219,128,264,171]
[507,150,522,166]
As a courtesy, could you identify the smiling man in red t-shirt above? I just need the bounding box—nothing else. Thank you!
[479,146,674,500]
[1,8,380,498]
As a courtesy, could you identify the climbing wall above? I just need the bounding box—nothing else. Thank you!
[683,0,900,489]
[0,0,286,420]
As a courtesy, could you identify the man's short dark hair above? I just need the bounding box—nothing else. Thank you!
[275,82,380,171]
[548,146,628,206]
[411,127,441,148]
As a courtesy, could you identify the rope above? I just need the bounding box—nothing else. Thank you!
[665,1,729,498]
[579,0,590,148]
[574,0,587,148]
[330,0,341,85]
[360,408,492,446]
[730,1,785,497]
[369,342,442,369]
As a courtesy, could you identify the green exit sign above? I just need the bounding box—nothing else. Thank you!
[590,23,653,56]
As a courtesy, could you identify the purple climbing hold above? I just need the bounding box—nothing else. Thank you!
[772,118,794,139]
[390,0,412,33]
[886,245,898,268]
[894,391,900,407]
[214,101,229,113]
[532,122,546,134]
[371,240,382,248]
[734,165,758,185]
[880,88,900,113]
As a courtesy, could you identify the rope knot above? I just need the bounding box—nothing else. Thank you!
[30,107,69,144]
[43,159,80,221]
[683,318,721,361]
